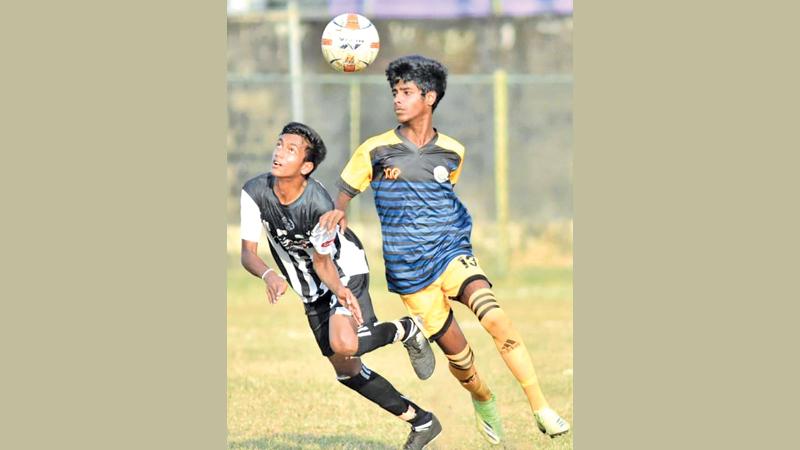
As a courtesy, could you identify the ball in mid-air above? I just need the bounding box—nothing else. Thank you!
[320,13,379,73]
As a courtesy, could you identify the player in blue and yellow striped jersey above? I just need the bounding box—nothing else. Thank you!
[319,55,570,445]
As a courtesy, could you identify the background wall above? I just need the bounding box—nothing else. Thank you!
[228,6,573,268]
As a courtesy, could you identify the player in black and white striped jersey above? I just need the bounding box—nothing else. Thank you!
[240,122,441,449]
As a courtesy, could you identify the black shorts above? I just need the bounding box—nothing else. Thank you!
[303,273,378,357]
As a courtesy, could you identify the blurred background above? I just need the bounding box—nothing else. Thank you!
[227,2,573,449]
[227,0,573,272]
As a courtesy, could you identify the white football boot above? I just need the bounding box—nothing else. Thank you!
[534,407,570,438]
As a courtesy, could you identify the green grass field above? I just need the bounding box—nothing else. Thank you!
[228,237,573,449]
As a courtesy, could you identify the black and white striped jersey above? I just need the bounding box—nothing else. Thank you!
[240,173,369,303]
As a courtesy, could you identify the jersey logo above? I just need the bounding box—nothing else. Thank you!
[500,339,520,353]
[433,165,449,183]
[281,216,296,231]
[383,167,401,180]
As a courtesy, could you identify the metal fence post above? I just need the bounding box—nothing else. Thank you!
[288,0,304,122]
[494,69,509,275]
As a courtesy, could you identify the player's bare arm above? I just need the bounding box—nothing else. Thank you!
[241,239,287,304]
[319,191,353,232]
[311,250,363,325]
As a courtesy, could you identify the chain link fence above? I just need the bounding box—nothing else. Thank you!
[228,11,573,267]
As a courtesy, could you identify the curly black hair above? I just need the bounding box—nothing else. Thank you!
[280,122,327,177]
[385,55,448,111]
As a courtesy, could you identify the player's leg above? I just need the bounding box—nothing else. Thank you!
[433,314,504,444]
[329,274,434,379]
[328,354,414,418]
[330,274,436,380]
[329,313,425,358]
[307,299,441,448]
[328,355,442,449]
[326,277,394,356]
[404,264,495,400]
[401,281,502,444]
[327,311,427,361]
[432,313,492,402]
[458,278,550,409]
[453,266,570,438]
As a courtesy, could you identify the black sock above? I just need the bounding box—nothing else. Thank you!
[402,397,433,430]
[338,365,410,415]
[353,321,397,356]
[398,317,417,342]
[338,366,433,428]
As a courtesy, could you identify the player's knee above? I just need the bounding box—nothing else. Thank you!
[467,288,509,330]
[330,333,359,356]
[480,307,512,335]
[329,316,359,356]
[461,278,491,301]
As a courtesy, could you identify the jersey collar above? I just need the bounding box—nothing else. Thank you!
[394,125,439,152]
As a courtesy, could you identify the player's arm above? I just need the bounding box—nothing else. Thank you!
[309,224,363,325]
[241,240,287,304]
[240,189,287,304]
[311,250,363,326]
[320,141,372,232]
[318,191,353,232]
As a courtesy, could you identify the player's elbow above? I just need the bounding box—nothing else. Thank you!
[312,251,331,269]
[311,251,324,265]
[240,251,261,275]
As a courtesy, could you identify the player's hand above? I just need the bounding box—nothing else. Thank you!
[264,272,288,304]
[337,287,363,326]
[319,209,347,233]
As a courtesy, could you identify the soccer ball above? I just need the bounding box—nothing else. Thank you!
[320,13,380,73]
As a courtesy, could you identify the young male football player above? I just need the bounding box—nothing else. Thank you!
[240,122,441,449]
[319,55,570,445]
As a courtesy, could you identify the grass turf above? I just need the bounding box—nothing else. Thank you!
[228,258,573,450]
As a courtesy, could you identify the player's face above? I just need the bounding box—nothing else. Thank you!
[271,134,312,178]
[392,80,433,124]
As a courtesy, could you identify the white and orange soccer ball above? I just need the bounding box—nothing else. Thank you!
[320,13,380,73]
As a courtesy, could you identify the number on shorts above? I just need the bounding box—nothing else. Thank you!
[458,256,478,268]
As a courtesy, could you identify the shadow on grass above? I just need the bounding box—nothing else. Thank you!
[229,434,397,450]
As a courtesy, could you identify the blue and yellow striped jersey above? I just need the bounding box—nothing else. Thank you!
[337,127,473,294]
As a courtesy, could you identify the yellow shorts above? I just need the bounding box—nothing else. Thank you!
[400,254,491,339]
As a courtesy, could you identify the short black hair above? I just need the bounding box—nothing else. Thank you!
[280,122,327,177]
[385,55,448,111]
